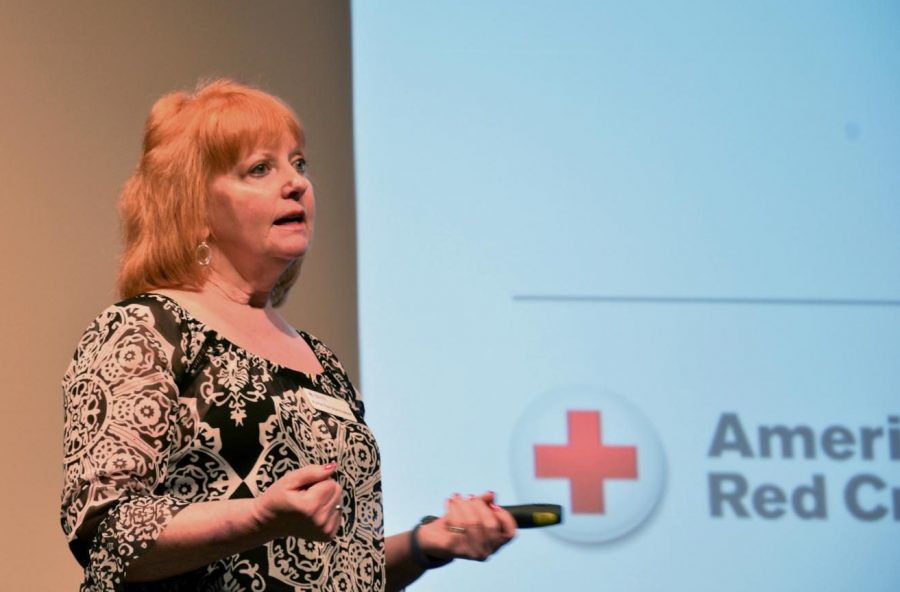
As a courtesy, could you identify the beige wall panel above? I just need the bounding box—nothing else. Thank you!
[0,1,357,587]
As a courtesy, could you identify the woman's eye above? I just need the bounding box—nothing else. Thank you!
[249,162,271,176]
[292,157,307,174]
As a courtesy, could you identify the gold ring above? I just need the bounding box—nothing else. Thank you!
[447,525,466,534]
[334,505,343,512]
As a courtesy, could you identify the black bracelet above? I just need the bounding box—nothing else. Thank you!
[410,516,453,569]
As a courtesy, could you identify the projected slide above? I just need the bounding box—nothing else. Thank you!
[352,2,900,591]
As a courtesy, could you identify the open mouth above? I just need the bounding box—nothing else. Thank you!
[273,212,306,226]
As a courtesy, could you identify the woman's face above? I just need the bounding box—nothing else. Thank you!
[206,131,314,277]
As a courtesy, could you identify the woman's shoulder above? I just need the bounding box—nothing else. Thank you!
[74,292,202,356]
[66,292,207,381]
[298,330,355,382]
[95,292,196,334]
[297,329,335,361]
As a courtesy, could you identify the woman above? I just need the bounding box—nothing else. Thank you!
[61,79,515,591]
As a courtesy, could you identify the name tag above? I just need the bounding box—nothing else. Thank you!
[303,388,356,421]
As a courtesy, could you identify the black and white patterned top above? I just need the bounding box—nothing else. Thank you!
[61,293,384,591]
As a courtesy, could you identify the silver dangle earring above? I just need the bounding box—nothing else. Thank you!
[196,240,212,266]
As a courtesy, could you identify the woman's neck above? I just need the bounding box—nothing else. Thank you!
[204,267,272,308]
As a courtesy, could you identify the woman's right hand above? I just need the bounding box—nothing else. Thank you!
[252,462,343,541]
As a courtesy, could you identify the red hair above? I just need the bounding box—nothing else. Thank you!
[117,79,304,306]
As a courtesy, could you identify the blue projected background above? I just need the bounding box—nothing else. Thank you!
[351,2,900,591]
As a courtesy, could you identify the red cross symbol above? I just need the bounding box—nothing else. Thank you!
[534,410,638,514]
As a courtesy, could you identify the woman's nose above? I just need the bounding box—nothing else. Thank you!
[282,169,309,199]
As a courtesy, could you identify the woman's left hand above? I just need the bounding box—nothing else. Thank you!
[417,491,517,562]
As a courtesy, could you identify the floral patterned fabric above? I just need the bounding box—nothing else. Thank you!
[61,293,384,591]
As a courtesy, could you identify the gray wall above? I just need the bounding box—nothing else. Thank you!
[0,2,357,587]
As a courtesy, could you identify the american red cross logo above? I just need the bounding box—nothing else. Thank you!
[534,410,639,514]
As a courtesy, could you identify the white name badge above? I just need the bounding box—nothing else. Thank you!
[303,388,356,421]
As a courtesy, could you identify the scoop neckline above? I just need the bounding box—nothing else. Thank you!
[143,292,326,382]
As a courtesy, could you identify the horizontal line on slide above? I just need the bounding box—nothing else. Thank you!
[512,295,900,307]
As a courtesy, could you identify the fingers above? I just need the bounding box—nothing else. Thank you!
[491,502,517,538]
[461,495,498,559]
[478,490,497,505]
[298,475,343,541]
[255,464,343,541]
[307,491,342,541]
[443,492,515,561]
[284,462,338,490]
[474,491,516,537]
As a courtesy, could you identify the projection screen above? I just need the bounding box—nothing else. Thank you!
[352,2,900,590]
